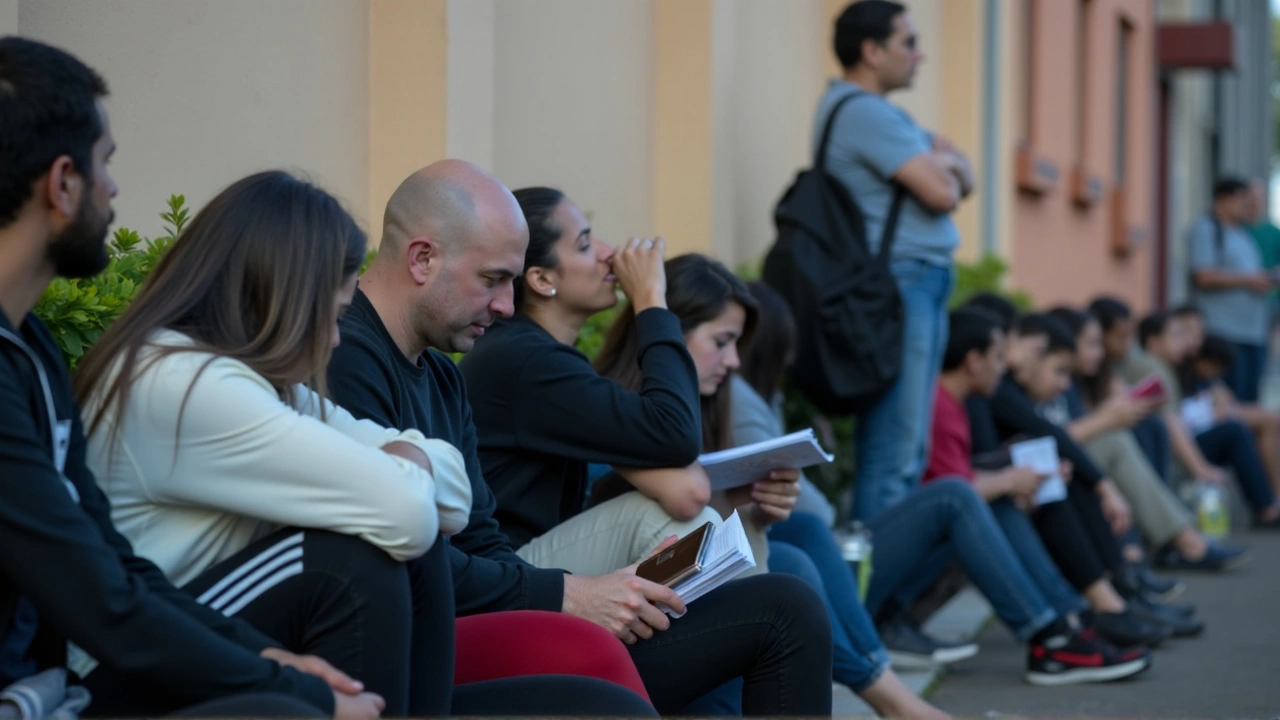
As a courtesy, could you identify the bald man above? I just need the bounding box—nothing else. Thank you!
[328,161,833,716]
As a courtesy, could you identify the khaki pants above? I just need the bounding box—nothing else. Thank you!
[517,491,725,576]
[1085,430,1194,547]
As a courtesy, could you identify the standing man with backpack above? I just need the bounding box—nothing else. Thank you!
[818,0,974,523]
[1188,177,1277,404]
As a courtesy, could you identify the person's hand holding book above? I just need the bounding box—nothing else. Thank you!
[726,469,801,527]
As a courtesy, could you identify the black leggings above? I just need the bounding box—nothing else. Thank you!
[86,529,656,718]
[169,693,326,717]
[1032,482,1126,592]
[626,573,833,716]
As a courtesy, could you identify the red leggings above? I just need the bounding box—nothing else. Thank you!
[455,611,650,702]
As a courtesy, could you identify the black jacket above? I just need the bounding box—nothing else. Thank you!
[0,312,331,711]
[459,309,702,548]
[328,290,567,615]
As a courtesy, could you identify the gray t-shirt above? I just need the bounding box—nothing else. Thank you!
[1188,214,1269,345]
[812,79,960,268]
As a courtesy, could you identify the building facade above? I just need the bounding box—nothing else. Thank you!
[2,0,1267,314]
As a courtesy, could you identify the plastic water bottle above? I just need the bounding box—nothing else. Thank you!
[1196,483,1230,539]
[840,522,874,603]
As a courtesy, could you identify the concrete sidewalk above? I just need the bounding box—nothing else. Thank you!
[926,530,1280,718]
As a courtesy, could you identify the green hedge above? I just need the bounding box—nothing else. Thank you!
[35,195,189,369]
[38,195,1028,509]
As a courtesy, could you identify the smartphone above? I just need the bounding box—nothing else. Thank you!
[1130,373,1167,402]
[636,521,713,588]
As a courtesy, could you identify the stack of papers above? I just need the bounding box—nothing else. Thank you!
[697,429,834,491]
[665,511,756,617]
[1009,436,1068,505]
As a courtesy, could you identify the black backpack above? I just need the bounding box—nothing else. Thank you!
[762,91,907,417]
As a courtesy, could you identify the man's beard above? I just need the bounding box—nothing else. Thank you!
[48,191,112,279]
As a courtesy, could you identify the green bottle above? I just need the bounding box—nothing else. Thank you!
[1196,483,1230,539]
[840,522,874,603]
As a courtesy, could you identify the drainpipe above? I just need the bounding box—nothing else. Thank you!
[979,0,1001,254]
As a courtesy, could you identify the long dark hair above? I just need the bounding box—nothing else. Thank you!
[76,171,367,441]
[511,186,566,310]
[595,254,758,452]
[1047,306,1109,409]
[739,281,796,402]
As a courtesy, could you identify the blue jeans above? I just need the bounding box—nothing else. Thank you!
[1132,415,1171,484]
[863,480,1057,642]
[769,514,891,693]
[852,259,954,522]
[987,499,1088,617]
[885,498,1087,620]
[1197,420,1277,512]
[1226,341,1267,404]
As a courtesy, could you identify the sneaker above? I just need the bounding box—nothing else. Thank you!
[1089,609,1173,648]
[1134,566,1186,601]
[1026,629,1151,686]
[1128,595,1205,638]
[1154,543,1250,572]
[878,616,979,669]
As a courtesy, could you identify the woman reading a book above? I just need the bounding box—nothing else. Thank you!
[461,186,836,717]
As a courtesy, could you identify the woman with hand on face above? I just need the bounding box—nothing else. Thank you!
[461,188,834,717]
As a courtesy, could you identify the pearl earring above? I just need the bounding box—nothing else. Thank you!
[549,288,557,297]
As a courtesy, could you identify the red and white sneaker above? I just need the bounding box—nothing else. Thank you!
[1026,628,1150,686]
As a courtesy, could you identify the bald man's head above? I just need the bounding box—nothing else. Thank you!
[380,159,525,257]
[367,160,529,354]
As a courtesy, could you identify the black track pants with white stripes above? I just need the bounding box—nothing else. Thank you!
[85,528,429,717]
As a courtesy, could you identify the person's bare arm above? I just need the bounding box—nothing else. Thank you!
[614,463,712,521]
[892,154,961,213]
[1192,268,1272,293]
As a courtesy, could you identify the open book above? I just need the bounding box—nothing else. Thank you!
[663,511,756,617]
[697,428,835,491]
[1009,436,1068,505]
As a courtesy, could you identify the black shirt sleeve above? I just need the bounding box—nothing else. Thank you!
[0,349,333,713]
[988,378,1104,488]
[327,328,566,615]
[510,308,702,467]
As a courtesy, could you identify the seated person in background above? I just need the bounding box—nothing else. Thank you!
[77,171,655,719]
[1178,304,1280,500]
[979,313,1199,639]
[1120,310,1280,529]
[0,36,342,720]
[1047,307,1246,573]
[332,167,831,717]
[930,308,1176,647]
[728,282,951,720]
[1089,297,1173,484]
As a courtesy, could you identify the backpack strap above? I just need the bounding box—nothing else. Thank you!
[876,185,908,264]
[1213,215,1225,266]
[814,90,865,170]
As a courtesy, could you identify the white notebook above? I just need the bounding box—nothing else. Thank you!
[664,510,756,617]
[1009,436,1068,505]
[697,429,834,491]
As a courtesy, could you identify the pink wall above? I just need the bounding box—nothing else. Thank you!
[1011,0,1156,313]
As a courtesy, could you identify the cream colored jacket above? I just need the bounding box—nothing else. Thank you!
[84,330,471,587]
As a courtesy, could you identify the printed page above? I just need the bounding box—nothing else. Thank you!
[1009,436,1067,505]
[698,429,834,491]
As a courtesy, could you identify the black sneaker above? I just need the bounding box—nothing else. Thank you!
[1135,566,1186,601]
[1154,542,1250,572]
[1026,628,1151,686]
[1128,595,1205,638]
[1089,609,1173,648]
[878,615,979,669]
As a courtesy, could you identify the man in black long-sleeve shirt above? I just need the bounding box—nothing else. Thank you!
[0,37,356,718]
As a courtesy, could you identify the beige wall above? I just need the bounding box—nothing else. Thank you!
[490,0,654,251]
[18,0,372,242]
